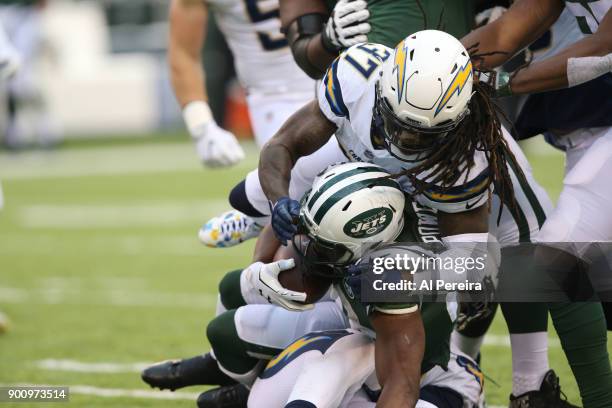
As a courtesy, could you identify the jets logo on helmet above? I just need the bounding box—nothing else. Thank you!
[343,207,393,238]
[295,162,405,276]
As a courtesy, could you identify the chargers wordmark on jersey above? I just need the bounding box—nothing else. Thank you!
[435,60,473,117]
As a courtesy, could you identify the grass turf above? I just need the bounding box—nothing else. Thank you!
[0,137,607,407]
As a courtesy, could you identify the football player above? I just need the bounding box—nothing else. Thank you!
[168,0,348,247]
[257,30,585,407]
[245,163,484,408]
[222,0,478,245]
[0,20,18,334]
[278,0,475,80]
[461,2,612,407]
[143,163,405,406]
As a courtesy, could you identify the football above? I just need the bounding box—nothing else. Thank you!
[274,243,333,304]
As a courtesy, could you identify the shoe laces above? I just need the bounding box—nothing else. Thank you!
[220,217,249,236]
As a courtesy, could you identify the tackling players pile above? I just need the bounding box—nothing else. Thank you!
[142,0,612,407]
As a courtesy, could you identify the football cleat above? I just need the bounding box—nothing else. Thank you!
[509,370,579,408]
[141,353,235,391]
[198,210,262,248]
[197,384,249,408]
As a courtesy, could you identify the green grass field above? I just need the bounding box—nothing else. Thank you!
[0,136,608,407]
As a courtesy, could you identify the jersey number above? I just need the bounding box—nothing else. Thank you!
[345,44,391,79]
[243,0,288,51]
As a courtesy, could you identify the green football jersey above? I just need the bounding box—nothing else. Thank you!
[325,0,475,47]
[334,198,453,372]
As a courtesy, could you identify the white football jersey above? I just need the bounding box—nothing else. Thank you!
[317,43,490,213]
[206,0,314,96]
[565,0,611,34]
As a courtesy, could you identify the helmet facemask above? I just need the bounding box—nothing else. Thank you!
[292,220,354,280]
[374,82,468,163]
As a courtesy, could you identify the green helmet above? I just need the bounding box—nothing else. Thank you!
[295,162,406,276]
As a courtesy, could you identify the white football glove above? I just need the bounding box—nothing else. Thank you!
[243,259,313,311]
[322,0,371,52]
[183,101,245,168]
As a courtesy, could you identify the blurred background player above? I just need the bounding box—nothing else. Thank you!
[0,0,57,150]
[168,0,348,248]
[0,18,19,334]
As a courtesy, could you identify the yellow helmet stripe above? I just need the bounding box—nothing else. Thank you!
[435,60,473,117]
[394,40,408,104]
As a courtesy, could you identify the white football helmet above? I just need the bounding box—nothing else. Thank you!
[374,30,474,161]
[296,162,406,276]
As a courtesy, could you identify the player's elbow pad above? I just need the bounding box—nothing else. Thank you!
[285,13,328,79]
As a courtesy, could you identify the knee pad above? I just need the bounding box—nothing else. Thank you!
[229,179,266,218]
[218,269,246,310]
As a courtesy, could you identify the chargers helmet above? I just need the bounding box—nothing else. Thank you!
[295,162,405,277]
[374,30,474,161]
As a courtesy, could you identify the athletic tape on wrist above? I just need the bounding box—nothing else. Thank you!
[567,53,612,87]
[182,100,213,139]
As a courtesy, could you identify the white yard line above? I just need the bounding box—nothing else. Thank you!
[34,359,151,373]
[1,383,200,401]
[0,287,217,309]
[0,142,258,180]
[17,199,229,229]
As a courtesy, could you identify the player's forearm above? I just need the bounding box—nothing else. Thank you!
[510,30,612,94]
[461,19,515,68]
[259,141,294,203]
[462,0,561,70]
[372,312,424,408]
[168,0,208,107]
[305,33,338,77]
[252,225,281,263]
[169,51,207,107]
[285,16,338,79]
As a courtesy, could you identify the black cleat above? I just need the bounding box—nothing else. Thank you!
[141,353,235,391]
[197,384,249,408]
[509,370,579,408]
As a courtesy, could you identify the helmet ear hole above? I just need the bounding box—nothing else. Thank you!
[451,63,458,74]
[409,49,415,60]
[342,201,352,211]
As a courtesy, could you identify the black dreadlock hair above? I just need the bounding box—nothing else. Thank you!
[390,46,523,219]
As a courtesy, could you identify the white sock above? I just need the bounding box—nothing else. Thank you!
[510,332,549,396]
[451,330,484,360]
